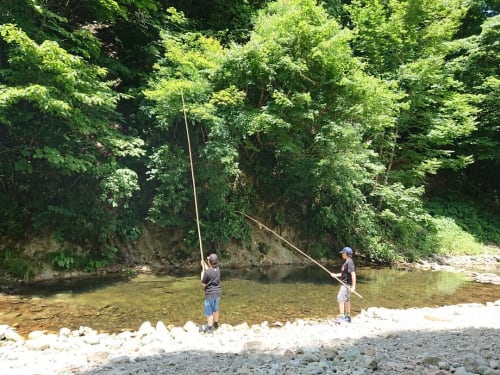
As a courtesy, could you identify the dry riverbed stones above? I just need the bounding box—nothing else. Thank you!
[1,301,499,375]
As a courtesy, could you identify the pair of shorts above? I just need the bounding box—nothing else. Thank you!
[204,296,220,316]
[337,285,351,303]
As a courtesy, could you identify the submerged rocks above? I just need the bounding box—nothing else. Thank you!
[1,301,499,375]
[404,253,500,285]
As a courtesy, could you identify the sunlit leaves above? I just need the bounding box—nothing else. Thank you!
[100,168,140,208]
[145,21,224,126]
[209,86,245,107]
[146,144,190,226]
[0,23,144,244]
[1,0,494,263]
[348,0,478,189]
[106,137,145,158]
[347,0,466,73]
[0,85,70,115]
[32,146,93,174]
[452,15,500,162]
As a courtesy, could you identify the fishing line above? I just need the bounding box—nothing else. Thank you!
[181,91,204,263]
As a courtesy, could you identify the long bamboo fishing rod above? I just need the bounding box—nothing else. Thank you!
[181,91,204,263]
[236,211,364,299]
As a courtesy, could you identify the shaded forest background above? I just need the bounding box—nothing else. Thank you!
[0,0,499,279]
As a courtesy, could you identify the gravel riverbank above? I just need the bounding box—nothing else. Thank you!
[1,301,499,375]
[1,253,499,374]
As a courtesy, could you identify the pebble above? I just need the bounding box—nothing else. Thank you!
[1,300,499,374]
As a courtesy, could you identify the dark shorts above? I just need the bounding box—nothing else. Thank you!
[204,296,220,316]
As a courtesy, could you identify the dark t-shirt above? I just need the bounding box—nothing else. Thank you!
[340,258,355,286]
[202,267,221,298]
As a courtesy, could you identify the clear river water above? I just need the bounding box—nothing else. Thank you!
[1,264,499,336]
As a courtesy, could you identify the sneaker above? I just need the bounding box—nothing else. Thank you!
[199,325,214,333]
[214,321,219,330]
[335,315,350,323]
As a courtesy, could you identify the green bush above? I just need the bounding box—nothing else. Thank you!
[48,247,118,272]
[51,251,77,270]
[426,194,500,244]
[257,242,270,255]
[431,216,484,255]
[0,249,37,282]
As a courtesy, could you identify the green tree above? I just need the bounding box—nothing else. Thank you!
[0,25,144,250]
[216,0,402,257]
[147,0,403,259]
[143,9,247,250]
[347,0,477,183]
[447,14,500,210]
[345,0,479,256]
[456,0,500,37]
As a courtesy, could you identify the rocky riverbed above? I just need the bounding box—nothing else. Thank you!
[1,300,499,375]
[1,253,499,374]
[399,253,500,285]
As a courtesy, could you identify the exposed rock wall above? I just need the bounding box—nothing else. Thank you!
[1,223,308,283]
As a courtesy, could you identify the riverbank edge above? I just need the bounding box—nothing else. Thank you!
[1,252,499,290]
[1,255,499,374]
[1,299,499,342]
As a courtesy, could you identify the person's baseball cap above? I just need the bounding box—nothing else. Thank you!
[207,253,218,265]
[340,247,353,256]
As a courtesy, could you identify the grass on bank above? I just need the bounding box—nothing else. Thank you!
[426,194,500,257]
[432,216,488,256]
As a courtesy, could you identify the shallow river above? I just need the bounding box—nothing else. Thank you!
[1,264,499,336]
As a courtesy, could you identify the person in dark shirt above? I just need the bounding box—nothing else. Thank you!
[330,247,356,323]
[200,253,221,333]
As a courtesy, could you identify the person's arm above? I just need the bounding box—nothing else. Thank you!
[201,260,208,283]
[350,271,356,292]
[330,272,341,278]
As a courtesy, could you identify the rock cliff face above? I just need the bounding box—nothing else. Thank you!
[119,223,306,268]
[2,223,308,283]
[9,225,497,283]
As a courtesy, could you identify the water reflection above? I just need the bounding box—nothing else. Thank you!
[2,265,500,335]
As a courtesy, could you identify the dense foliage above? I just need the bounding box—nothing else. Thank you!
[1,0,498,275]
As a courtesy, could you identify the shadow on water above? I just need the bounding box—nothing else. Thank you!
[1,265,499,335]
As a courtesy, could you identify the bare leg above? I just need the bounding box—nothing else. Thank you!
[338,302,345,316]
[207,315,214,326]
[345,301,351,315]
[213,311,219,324]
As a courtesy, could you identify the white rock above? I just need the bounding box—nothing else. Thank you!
[137,321,154,337]
[0,302,499,375]
[155,321,169,336]
[182,320,198,333]
[4,328,24,342]
[59,327,71,337]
